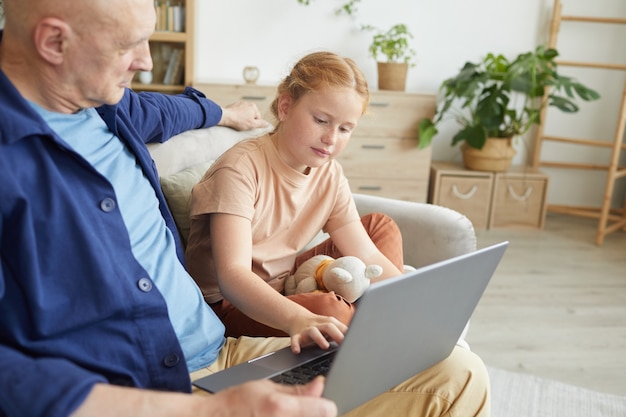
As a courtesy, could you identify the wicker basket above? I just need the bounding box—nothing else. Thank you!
[462,137,516,172]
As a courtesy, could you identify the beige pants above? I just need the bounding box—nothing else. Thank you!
[191,337,490,417]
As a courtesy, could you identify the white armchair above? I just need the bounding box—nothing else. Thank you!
[146,126,477,269]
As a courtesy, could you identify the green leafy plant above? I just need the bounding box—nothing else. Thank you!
[418,46,600,149]
[335,0,361,16]
[296,0,360,15]
[361,23,416,65]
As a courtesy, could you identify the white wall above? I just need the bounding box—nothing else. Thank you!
[195,0,626,209]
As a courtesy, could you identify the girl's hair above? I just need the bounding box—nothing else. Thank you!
[270,51,370,125]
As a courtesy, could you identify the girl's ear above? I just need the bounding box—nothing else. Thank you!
[34,17,70,65]
[276,93,293,122]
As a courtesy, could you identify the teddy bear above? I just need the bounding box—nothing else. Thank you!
[284,255,383,303]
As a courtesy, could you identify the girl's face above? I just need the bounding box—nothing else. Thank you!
[275,85,364,173]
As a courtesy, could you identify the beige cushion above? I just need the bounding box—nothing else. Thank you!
[160,161,213,246]
[148,126,272,177]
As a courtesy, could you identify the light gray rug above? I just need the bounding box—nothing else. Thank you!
[488,367,626,417]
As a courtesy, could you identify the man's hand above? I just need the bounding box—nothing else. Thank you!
[214,377,337,417]
[71,378,336,417]
[218,101,270,131]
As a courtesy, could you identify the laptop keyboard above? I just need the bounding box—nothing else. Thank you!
[270,350,337,385]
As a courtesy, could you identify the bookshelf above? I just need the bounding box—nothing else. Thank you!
[132,0,195,93]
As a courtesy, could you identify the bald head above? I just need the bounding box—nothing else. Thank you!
[1,0,156,112]
[4,0,123,37]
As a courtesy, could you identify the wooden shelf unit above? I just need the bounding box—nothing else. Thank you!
[531,0,626,245]
[132,0,195,93]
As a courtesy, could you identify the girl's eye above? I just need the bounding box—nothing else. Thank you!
[314,116,328,125]
[340,126,353,134]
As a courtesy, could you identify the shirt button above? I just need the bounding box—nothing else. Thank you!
[163,354,180,368]
[137,277,153,292]
[100,198,116,212]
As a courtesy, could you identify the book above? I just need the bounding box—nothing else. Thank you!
[170,49,185,85]
[163,48,180,85]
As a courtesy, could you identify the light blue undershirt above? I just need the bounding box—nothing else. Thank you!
[31,104,224,372]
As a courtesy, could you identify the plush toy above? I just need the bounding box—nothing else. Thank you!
[284,255,383,303]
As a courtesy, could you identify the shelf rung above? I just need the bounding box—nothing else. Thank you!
[538,161,611,170]
[561,15,626,25]
[555,60,626,71]
[602,219,626,235]
[615,168,626,180]
[540,135,619,148]
[548,205,601,219]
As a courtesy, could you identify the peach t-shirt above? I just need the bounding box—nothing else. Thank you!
[185,133,360,304]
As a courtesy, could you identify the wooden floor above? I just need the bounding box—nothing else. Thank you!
[466,213,626,396]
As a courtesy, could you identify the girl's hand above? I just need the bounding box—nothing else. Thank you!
[288,313,348,353]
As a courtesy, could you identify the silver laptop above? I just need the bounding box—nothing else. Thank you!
[193,241,508,414]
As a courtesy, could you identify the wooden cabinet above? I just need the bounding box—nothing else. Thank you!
[193,83,277,121]
[429,162,549,229]
[133,0,195,93]
[194,83,435,202]
[337,91,435,202]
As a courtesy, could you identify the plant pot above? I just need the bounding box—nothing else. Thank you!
[461,137,516,172]
[377,62,408,91]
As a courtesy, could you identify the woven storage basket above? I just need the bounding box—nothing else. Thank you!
[462,137,516,172]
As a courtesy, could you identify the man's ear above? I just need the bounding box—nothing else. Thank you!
[33,17,70,65]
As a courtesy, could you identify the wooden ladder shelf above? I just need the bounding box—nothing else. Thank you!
[531,0,626,245]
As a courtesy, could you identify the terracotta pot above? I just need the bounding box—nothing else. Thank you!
[377,62,408,91]
[461,137,516,172]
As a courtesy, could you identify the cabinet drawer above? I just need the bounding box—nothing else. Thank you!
[348,178,426,203]
[357,91,436,139]
[193,83,277,120]
[436,176,494,229]
[337,136,431,179]
[490,176,548,228]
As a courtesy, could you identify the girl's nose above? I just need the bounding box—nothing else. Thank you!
[322,128,338,145]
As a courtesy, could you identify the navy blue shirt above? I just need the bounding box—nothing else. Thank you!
[0,62,225,416]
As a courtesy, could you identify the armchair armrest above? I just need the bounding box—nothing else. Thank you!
[352,194,477,268]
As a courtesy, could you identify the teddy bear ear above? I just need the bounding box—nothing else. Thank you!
[329,268,353,283]
[365,265,383,278]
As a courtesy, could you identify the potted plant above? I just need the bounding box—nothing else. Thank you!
[362,23,416,91]
[418,46,600,171]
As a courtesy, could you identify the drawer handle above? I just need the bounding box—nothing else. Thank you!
[369,102,390,107]
[361,144,385,150]
[358,185,382,191]
[452,184,478,200]
[241,95,267,101]
[507,185,533,201]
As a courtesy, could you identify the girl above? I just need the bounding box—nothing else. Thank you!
[186,51,405,351]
